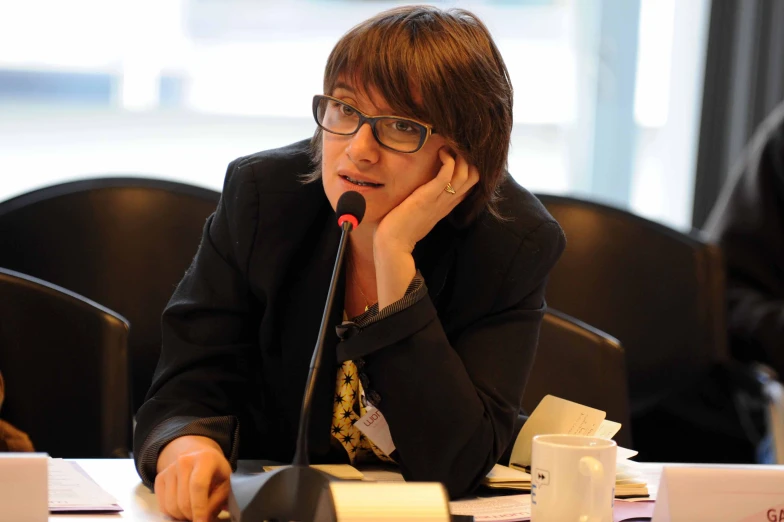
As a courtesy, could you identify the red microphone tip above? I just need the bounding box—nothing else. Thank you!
[338,214,359,230]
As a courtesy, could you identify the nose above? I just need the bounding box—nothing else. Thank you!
[346,122,380,165]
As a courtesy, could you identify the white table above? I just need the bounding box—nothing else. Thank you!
[48,459,782,521]
[51,459,166,521]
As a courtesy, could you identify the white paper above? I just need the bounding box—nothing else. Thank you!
[48,459,121,512]
[509,395,606,468]
[594,420,622,439]
[616,446,639,461]
[618,461,662,501]
[450,494,531,521]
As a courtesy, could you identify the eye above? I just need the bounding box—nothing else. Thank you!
[393,120,415,133]
[339,104,356,116]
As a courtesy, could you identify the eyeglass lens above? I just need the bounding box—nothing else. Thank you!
[315,97,425,153]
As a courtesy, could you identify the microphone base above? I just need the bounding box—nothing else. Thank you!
[228,465,338,522]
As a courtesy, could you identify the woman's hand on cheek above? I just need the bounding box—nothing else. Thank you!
[374,148,480,255]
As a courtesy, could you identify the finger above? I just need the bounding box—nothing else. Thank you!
[448,154,470,193]
[177,456,195,521]
[154,472,168,516]
[205,480,232,522]
[436,148,456,184]
[189,460,216,522]
[445,166,474,206]
[165,468,187,520]
[431,148,462,200]
[446,164,478,207]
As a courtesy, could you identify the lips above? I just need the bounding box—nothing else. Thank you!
[340,174,383,188]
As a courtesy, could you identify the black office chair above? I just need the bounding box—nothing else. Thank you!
[523,309,632,448]
[0,178,220,416]
[537,194,757,462]
[500,309,631,464]
[0,267,129,457]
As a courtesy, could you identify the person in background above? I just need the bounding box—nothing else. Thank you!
[0,371,34,452]
[134,6,565,521]
[707,100,784,379]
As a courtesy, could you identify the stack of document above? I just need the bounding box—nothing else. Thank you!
[614,460,649,499]
[481,464,532,490]
[490,395,649,499]
[481,464,648,498]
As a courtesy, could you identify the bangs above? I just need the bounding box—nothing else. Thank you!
[337,65,426,124]
[323,8,459,129]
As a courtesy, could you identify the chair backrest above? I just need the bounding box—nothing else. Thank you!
[537,194,729,414]
[0,178,220,414]
[523,309,632,448]
[0,267,129,457]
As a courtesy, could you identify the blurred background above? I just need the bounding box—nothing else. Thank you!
[0,0,711,230]
[3,0,784,465]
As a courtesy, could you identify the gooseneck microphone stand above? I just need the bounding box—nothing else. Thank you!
[228,191,365,522]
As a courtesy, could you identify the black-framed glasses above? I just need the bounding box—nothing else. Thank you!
[312,94,436,154]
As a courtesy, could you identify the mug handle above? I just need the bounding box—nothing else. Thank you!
[578,456,605,522]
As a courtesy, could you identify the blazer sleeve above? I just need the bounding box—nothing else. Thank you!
[336,220,565,498]
[133,158,261,476]
[707,116,784,376]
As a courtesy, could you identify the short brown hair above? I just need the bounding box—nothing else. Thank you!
[305,5,513,225]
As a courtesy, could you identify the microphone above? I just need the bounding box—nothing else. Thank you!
[229,191,366,521]
[293,190,365,467]
[335,190,366,232]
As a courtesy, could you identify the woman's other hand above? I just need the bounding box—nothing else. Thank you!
[374,148,479,255]
[373,148,479,309]
[154,435,231,522]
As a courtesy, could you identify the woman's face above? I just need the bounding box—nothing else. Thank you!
[321,80,448,227]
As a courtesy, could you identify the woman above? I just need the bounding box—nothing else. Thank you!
[134,5,565,521]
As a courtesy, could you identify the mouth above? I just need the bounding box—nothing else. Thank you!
[340,175,384,188]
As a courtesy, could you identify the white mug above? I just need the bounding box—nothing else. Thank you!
[530,434,617,522]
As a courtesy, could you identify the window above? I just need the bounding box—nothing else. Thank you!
[0,0,709,229]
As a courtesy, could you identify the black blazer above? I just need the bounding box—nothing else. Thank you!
[134,139,565,498]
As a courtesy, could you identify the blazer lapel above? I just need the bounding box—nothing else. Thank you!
[279,204,344,459]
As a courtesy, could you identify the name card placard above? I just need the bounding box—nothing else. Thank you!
[0,453,48,522]
[652,466,784,522]
[329,482,451,522]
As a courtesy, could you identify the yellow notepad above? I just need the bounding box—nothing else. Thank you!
[262,464,365,481]
[482,464,532,489]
